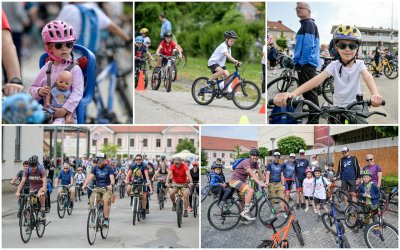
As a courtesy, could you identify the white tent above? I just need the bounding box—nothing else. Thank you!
[170,150,198,160]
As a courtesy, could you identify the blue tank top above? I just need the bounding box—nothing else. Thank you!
[283,162,296,179]
[267,162,283,183]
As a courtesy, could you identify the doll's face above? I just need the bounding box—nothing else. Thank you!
[56,71,73,90]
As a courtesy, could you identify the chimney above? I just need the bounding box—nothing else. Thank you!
[278,20,282,24]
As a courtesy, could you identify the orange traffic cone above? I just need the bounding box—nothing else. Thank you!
[232,77,239,92]
[136,71,146,91]
[259,104,266,114]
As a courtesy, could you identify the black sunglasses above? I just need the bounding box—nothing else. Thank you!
[54,42,74,50]
[135,158,142,161]
[366,159,374,162]
[337,43,358,51]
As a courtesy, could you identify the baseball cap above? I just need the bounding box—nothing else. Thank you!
[299,149,305,154]
[174,157,182,164]
[290,153,296,157]
[341,147,349,152]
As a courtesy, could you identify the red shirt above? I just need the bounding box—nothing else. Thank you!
[160,40,176,56]
[2,10,11,31]
[169,163,189,184]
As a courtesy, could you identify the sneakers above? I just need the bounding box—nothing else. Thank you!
[103,218,109,228]
[206,80,214,86]
[304,206,309,212]
[40,209,46,221]
[296,203,300,210]
[301,203,306,209]
[183,210,188,217]
[373,226,382,236]
[188,206,193,212]
[223,92,233,100]
[172,203,176,212]
[239,218,252,225]
[45,207,50,213]
[240,211,256,221]
[314,208,319,214]
[146,209,149,214]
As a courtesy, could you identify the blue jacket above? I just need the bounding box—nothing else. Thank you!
[209,172,225,188]
[358,182,380,205]
[293,18,320,68]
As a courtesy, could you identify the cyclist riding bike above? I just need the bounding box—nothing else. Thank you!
[152,161,168,202]
[54,163,76,208]
[154,30,182,74]
[10,160,30,217]
[16,155,47,221]
[116,168,126,188]
[82,160,115,227]
[188,161,200,212]
[228,148,265,221]
[135,36,154,69]
[165,157,194,217]
[206,30,242,100]
[294,149,309,209]
[74,167,86,195]
[125,154,153,215]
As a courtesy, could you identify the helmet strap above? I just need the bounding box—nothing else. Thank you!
[337,48,358,77]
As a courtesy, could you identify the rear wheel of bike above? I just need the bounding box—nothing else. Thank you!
[257,240,274,248]
[192,77,216,105]
[177,199,183,228]
[87,209,97,245]
[57,194,66,219]
[267,76,299,103]
[332,190,351,213]
[193,194,198,218]
[19,207,33,243]
[100,216,109,239]
[383,64,398,79]
[292,220,305,246]
[166,67,172,92]
[340,235,351,248]
[258,197,289,228]
[207,200,241,231]
[133,198,138,225]
[232,80,261,110]
[321,212,337,235]
[364,221,398,248]
[321,76,334,104]
[344,204,359,229]
[35,210,46,237]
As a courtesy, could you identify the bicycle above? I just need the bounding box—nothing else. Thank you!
[75,183,83,202]
[380,185,398,213]
[328,179,352,214]
[201,170,211,203]
[86,186,110,245]
[156,179,167,210]
[118,181,126,199]
[19,191,50,243]
[192,64,261,110]
[192,182,199,218]
[130,183,146,225]
[366,56,398,79]
[11,183,29,219]
[172,183,188,228]
[56,185,73,219]
[258,204,304,248]
[268,95,386,124]
[135,57,151,89]
[151,54,177,92]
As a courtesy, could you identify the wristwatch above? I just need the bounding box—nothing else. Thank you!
[8,77,23,85]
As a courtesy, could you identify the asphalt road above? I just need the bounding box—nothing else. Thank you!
[2,187,199,248]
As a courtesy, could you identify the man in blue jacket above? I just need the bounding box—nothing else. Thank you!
[294,2,320,123]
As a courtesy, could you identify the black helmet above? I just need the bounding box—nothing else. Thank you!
[164,30,173,38]
[224,30,238,39]
[211,162,223,169]
[250,148,260,156]
[314,167,322,173]
[28,155,39,166]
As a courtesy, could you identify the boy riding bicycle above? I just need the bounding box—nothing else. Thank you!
[135,36,154,68]
[207,30,242,100]
[154,30,182,74]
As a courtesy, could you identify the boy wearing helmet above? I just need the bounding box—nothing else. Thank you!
[206,31,242,100]
[140,28,151,48]
[358,170,380,209]
[313,167,331,219]
[154,30,183,72]
[29,20,84,124]
[135,36,154,68]
[273,25,383,121]
[209,163,232,206]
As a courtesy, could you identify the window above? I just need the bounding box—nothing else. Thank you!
[156,139,161,147]
[92,139,96,146]
[15,127,21,161]
[117,138,122,147]
[143,139,148,147]
[213,153,217,157]
[222,153,225,158]
[178,139,183,144]
[130,139,134,147]
[222,161,225,165]
[190,139,194,145]
[167,139,172,147]
[104,138,108,145]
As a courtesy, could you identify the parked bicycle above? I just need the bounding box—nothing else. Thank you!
[366,56,398,79]
[192,64,261,110]
[86,186,109,245]
[151,54,177,92]
[56,185,73,219]
[201,169,211,203]
[380,185,398,213]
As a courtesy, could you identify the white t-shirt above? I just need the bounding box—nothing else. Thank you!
[302,177,314,197]
[143,37,151,48]
[325,60,367,107]
[313,176,331,199]
[262,45,267,65]
[74,172,86,184]
[208,42,231,67]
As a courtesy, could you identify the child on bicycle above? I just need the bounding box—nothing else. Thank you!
[210,163,232,206]
[154,30,182,73]
[358,170,380,211]
[139,28,151,48]
[273,25,383,111]
[135,36,154,69]
[29,20,84,124]
[302,168,316,212]
[313,167,331,220]
[206,30,242,100]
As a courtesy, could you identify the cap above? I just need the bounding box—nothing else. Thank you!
[341,147,349,152]
[273,152,281,156]
[289,153,296,157]
[299,149,305,154]
[174,157,182,164]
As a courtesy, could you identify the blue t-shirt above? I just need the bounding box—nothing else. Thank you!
[295,158,309,178]
[267,162,283,183]
[339,156,359,180]
[283,162,296,179]
[130,162,147,183]
[57,170,74,185]
[91,166,114,187]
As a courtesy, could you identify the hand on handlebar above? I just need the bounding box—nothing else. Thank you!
[273,92,295,107]
[370,94,383,107]
[3,84,24,96]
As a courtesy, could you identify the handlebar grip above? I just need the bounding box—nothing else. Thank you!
[268,99,274,106]
[366,99,385,106]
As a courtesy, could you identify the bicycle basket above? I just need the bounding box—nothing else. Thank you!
[269,106,300,124]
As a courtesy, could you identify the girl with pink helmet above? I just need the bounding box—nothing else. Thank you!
[29,20,84,124]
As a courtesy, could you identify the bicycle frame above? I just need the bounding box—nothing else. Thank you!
[213,69,240,93]
[270,213,295,247]
[95,61,118,120]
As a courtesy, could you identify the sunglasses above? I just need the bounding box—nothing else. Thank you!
[64,168,69,170]
[53,42,74,50]
[337,43,358,51]
[135,159,142,161]
[341,151,347,154]
[274,156,280,159]
[366,159,374,162]
[290,157,295,159]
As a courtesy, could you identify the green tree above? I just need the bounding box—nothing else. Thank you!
[201,150,208,167]
[231,144,242,160]
[259,147,269,166]
[176,138,196,154]
[277,136,307,155]
[276,31,287,50]
[50,142,63,158]
[100,144,120,158]
[239,152,250,158]
[374,126,398,139]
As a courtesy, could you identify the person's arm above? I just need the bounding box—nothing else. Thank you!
[70,175,74,186]
[156,44,163,55]
[16,176,27,197]
[109,174,115,189]
[247,168,264,186]
[165,171,172,187]
[107,22,130,42]
[223,51,240,65]
[54,176,59,188]
[281,172,285,185]
[124,169,131,183]
[83,174,94,188]
[265,171,270,185]
[2,29,23,96]
[186,170,193,184]
[146,51,154,61]
[10,174,19,184]
[42,176,47,194]
[377,171,382,188]
[361,69,382,107]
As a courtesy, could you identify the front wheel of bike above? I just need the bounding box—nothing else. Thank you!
[193,194,198,218]
[267,76,299,102]
[257,240,274,248]
[57,194,66,219]
[292,220,305,246]
[344,204,359,229]
[100,217,109,239]
[177,199,183,228]
[191,77,216,105]
[35,210,46,238]
[151,68,161,90]
[133,198,137,225]
[332,190,351,213]
[87,209,97,245]
[258,197,289,228]
[19,207,33,243]
[364,221,398,248]
[207,200,241,231]
[340,235,351,248]
[159,190,165,210]
[166,67,172,92]
[232,80,261,110]
[201,185,210,202]
[67,196,73,215]
[321,212,337,235]
[384,64,398,79]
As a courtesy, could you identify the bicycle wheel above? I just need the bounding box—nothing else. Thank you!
[172,63,177,82]
[380,189,389,211]
[144,70,149,89]
[176,51,187,68]
[35,210,45,238]
[19,207,33,243]
[116,77,133,124]
[364,221,398,248]
[159,190,164,210]
[133,197,137,225]
[332,190,351,213]
[75,188,79,202]
[78,188,81,201]
[177,199,183,228]
[344,204,359,229]
[207,200,241,231]
[151,68,161,90]
[384,64,398,79]
[193,194,198,218]
[87,209,97,245]
[122,185,125,198]
[321,212,337,235]
[67,195,73,215]
[232,80,261,110]
[191,77,216,105]
[365,63,376,75]
[258,197,289,228]
[321,76,334,104]
[201,185,210,202]
[120,186,123,199]
[57,194,66,219]
[100,217,109,239]
[166,67,172,92]
[257,240,274,248]
[292,220,305,246]
[267,76,298,103]
[340,235,351,248]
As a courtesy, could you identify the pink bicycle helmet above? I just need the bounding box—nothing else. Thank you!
[41,20,76,62]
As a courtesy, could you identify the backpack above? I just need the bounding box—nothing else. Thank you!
[232,158,245,170]
[314,176,327,187]
[75,4,99,53]
[27,165,45,178]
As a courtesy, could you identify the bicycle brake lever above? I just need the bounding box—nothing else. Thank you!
[355,111,386,118]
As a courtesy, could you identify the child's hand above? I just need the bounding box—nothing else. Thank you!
[370,94,383,107]
[273,92,295,107]
[52,107,68,119]
[39,86,51,97]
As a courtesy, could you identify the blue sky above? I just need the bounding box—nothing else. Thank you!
[201,126,258,141]
[268,1,398,44]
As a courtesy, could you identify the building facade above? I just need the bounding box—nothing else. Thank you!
[267,20,296,50]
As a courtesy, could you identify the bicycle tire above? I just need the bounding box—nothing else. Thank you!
[364,221,398,248]
[67,195,73,215]
[133,197,137,225]
[122,185,125,198]
[207,200,241,231]
[177,199,183,228]
[292,220,305,246]
[321,76,334,105]
[193,194,198,218]
[379,189,389,211]
[120,186,123,199]
[201,185,210,202]
[321,212,337,235]
[138,198,142,222]
[57,194,66,219]
[332,190,351,213]
[78,187,81,201]
[383,64,398,79]
[344,204,359,229]
[257,240,274,248]
[151,68,161,90]
[258,197,289,228]
[116,77,133,123]
[166,66,172,92]
[35,210,45,238]
[365,63,376,75]
[19,207,33,243]
[176,51,187,68]
[159,190,164,210]
[172,63,177,82]
[232,80,261,110]
[340,234,351,248]
[87,209,97,245]
[267,76,298,103]
[144,70,149,89]
[191,77,216,105]
[100,216,109,239]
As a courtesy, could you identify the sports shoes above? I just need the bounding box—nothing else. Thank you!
[146,209,149,214]
[223,92,233,100]
[103,219,109,228]
[188,206,193,212]
[240,218,252,225]
[240,211,256,221]
[296,203,300,210]
[183,210,188,217]
[172,203,176,212]
[40,209,46,221]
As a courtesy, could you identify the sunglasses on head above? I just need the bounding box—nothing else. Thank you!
[53,42,74,50]
[337,43,358,51]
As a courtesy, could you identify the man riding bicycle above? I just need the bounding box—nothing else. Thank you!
[83,160,115,227]
[228,148,265,221]
[54,163,76,208]
[10,160,30,217]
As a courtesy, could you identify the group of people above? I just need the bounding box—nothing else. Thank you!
[207,146,384,222]
[11,154,200,228]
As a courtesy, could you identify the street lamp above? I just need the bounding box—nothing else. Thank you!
[270,138,276,154]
